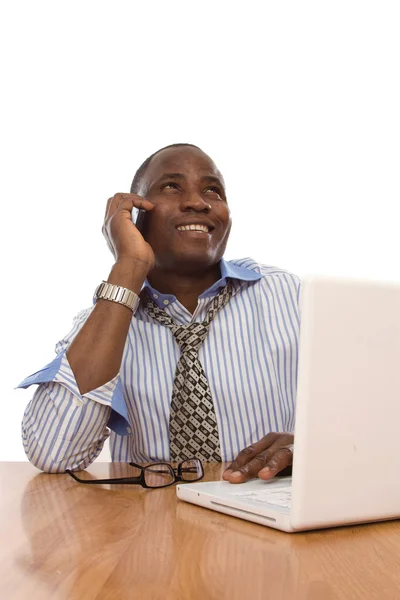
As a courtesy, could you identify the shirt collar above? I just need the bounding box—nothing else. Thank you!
[141,259,263,308]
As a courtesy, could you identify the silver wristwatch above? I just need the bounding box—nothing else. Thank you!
[94,281,140,313]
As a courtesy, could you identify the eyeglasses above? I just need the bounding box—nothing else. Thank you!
[66,458,204,489]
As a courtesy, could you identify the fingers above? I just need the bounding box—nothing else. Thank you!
[223,432,294,484]
[224,432,281,474]
[257,446,293,481]
[223,449,273,483]
[102,193,155,259]
[104,193,154,222]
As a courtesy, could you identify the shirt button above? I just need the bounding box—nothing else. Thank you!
[153,294,158,299]
[126,427,132,434]
[163,299,169,306]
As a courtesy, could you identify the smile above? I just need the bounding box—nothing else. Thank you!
[177,224,211,233]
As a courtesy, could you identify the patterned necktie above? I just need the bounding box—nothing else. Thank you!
[143,283,233,462]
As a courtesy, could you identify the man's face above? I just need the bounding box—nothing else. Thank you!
[139,146,231,273]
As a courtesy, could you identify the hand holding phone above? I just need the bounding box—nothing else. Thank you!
[103,193,155,271]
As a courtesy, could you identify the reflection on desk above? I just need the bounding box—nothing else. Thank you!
[2,462,400,600]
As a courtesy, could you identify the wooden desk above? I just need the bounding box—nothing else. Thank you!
[2,462,400,600]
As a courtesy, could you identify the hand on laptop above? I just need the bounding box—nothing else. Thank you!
[222,432,294,484]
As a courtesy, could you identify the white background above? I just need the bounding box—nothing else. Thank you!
[1,1,399,461]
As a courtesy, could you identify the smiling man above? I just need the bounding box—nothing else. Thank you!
[19,143,299,483]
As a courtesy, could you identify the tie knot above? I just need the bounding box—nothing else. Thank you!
[171,322,210,353]
[143,283,234,354]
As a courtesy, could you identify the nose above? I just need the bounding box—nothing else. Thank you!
[180,191,211,213]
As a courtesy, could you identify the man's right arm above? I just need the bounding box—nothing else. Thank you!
[67,192,156,394]
[20,193,155,472]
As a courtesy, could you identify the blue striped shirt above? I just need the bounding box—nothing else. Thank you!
[19,258,301,472]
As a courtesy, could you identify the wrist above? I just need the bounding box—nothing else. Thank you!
[107,260,149,294]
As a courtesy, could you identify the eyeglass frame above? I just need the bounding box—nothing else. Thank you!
[66,458,204,489]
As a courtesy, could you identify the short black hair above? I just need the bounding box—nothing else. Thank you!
[130,143,202,194]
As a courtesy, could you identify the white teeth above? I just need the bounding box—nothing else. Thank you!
[177,224,210,233]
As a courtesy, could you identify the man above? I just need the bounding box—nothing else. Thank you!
[19,143,298,483]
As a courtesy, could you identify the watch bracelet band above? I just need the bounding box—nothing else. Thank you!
[95,281,140,312]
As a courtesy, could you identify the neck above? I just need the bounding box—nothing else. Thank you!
[147,262,222,314]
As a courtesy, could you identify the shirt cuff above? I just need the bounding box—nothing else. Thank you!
[17,350,131,436]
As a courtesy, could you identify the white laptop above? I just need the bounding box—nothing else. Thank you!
[177,276,400,532]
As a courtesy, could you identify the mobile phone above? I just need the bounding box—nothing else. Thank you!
[131,207,147,233]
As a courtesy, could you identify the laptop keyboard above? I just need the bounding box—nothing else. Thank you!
[230,487,292,509]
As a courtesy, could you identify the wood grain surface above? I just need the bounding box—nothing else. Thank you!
[2,462,400,600]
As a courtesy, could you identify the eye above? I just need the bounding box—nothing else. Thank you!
[161,182,180,192]
[204,186,222,198]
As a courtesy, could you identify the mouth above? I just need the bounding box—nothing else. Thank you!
[176,223,214,234]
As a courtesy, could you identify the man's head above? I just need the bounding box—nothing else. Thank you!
[131,144,231,275]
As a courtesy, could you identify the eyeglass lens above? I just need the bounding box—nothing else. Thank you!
[144,464,175,488]
[143,459,203,487]
[180,459,203,481]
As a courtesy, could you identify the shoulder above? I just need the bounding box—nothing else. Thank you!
[227,257,301,288]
